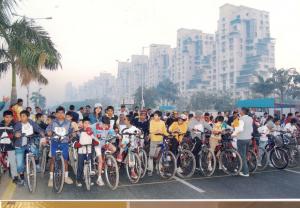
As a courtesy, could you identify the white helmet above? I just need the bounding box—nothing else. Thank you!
[94,103,102,108]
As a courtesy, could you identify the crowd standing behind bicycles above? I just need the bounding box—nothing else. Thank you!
[0,96,300,193]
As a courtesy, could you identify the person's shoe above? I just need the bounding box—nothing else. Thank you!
[131,169,138,179]
[96,177,105,186]
[76,180,82,187]
[208,162,213,172]
[257,162,262,167]
[36,164,41,173]
[147,171,153,177]
[64,176,74,185]
[12,177,19,184]
[48,178,53,187]
[239,172,250,177]
[117,154,123,163]
[90,170,96,176]
[177,167,184,174]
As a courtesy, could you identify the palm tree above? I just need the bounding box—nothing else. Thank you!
[0,1,61,104]
[251,75,275,98]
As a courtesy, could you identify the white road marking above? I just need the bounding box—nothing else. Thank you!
[285,169,300,174]
[173,176,205,193]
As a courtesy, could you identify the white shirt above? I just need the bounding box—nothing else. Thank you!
[258,126,270,142]
[78,131,95,154]
[284,123,297,134]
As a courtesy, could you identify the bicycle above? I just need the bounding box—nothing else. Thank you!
[52,131,72,193]
[193,129,216,177]
[20,134,39,193]
[246,139,258,173]
[40,141,50,177]
[68,137,78,177]
[266,133,289,170]
[250,135,268,171]
[119,130,142,184]
[170,132,196,178]
[0,135,10,183]
[135,130,148,179]
[277,131,299,168]
[153,133,177,180]
[93,135,119,190]
[80,144,94,191]
[215,129,242,176]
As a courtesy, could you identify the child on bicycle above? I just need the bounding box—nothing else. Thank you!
[46,106,74,187]
[168,114,188,155]
[147,111,168,177]
[14,110,44,185]
[91,116,117,186]
[117,115,141,179]
[73,117,99,187]
[0,110,19,184]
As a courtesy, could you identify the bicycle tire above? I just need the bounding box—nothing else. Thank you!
[126,152,142,184]
[84,163,91,191]
[270,147,289,170]
[104,154,119,190]
[158,150,177,180]
[257,147,269,171]
[69,148,78,176]
[139,149,148,178]
[247,150,258,173]
[198,148,216,177]
[53,154,65,193]
[176,149,196,178]
[26,155,36,193]
[287,146,300,168]
[40,147,48,177]
[219,149,242,176]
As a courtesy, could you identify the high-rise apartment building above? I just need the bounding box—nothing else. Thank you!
[216,4,275,98]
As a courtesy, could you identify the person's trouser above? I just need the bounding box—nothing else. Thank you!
[15,146,26,174]
[7,150,18,178]
[15,145,39,174]
[237,139,251,175]
[170,138,179,156]
[147,141,161,173]
[76,153,92,181]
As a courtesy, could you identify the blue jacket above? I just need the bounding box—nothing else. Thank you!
[89,114,102,125]
[13,120,43,147]
[46,119,72,143]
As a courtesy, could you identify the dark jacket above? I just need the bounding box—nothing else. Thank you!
[14,120,43,147]
[134,119,149,135]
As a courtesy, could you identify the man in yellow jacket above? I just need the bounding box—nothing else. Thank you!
[11,98,23,122]
[148,110,168,176]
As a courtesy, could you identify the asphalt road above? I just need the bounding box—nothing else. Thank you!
[1,164,300,200]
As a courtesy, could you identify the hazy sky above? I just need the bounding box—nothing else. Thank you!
[0,0,300,106]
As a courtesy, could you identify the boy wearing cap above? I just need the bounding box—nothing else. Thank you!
[168,114,188,155]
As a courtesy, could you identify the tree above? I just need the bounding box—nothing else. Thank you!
[155,79,179,105]
[251,75,275,98]
[0,1,61,104]
[30,91,46,108]
[214,93,235,112]
[134,87,157,109]
[190,91,214,111]
[270,68,298,104]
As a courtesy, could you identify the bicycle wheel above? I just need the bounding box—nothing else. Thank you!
[40,147,48,177]
[53,154,65,193]
[26,155,37,193]
[270,147,289,169]
[84,163,91,191]
[198,148,216,177]
[181,140,194,151]
[247,150,258,173]
[104,154,119,190]
[287,146,300,168]
[219,149,242,176]
[139,149,148,178]
[126,152,142,184]
[158,150,177,179]
[257,147,269,171]
[176,149,196,178]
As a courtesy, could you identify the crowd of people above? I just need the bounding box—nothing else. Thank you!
[1,96,300,190]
